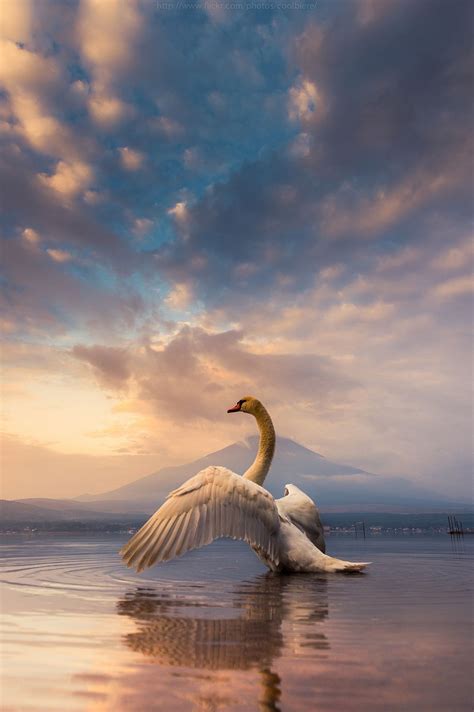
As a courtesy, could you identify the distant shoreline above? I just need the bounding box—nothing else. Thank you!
[1,509,472,536]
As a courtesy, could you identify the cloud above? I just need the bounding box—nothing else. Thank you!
[168,201,188,222]
[38,159,94,198]
[78,0,143,80]
[71,326,357,425]
[0,39,61,94]
[152,0,472,331]
[148,115,184,139]
[118,147,144,171]
[46,248,73,263]
[318,168,461,240]
[430,238,473,272]
[72,344,131,388]
[88,93,133,127]
[288,79,322,122]
[355,0,406,26]
[77,0,143,127]
[0,145,137,271]
[432,275,473,300]
[165,283,194,311]
[324,300,395,326]
[132,218,153,236]
[0,0,32,43]
[0,41,94,168]
[1,233,145,336]
[22,227,40,245]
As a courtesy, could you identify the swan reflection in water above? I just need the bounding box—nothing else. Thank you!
[117,573,329,711]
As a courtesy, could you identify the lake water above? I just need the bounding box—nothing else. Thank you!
[0,533,472,711]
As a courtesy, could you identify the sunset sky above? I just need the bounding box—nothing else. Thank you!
[1,0,472,501]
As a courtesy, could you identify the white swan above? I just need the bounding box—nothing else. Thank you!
[120,397,370,574]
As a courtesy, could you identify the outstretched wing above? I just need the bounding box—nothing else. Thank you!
[120,466,281,572]
[276,484,326,553]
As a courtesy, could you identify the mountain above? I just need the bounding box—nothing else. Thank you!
[17,497,150,514]
[77,436,368,505]
[76,436,462,512]
[0,499,148,524]
[4,438,466,524]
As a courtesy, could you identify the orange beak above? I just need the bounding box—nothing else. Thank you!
[227,402,241,413]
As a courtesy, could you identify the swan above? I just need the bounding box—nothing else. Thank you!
[120,396,370,573]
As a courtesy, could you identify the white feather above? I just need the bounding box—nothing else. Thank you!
[121,466,281,573]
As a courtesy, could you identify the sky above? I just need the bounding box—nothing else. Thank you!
[0,0,472,502]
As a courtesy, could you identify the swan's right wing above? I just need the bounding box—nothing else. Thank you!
[120,466,281,572]
[276,484,326,553]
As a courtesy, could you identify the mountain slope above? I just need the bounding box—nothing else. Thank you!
[17,498,149,514]
[0,499,148,523]
[77,436,368,503]
[76,436,457,511]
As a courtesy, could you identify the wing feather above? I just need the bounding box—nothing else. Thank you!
[212,497,219,540]
[125,519,162,567]
[121,466,281,572]
[276,484,326,553]
[172,511,191,560]
[158,514,183,563]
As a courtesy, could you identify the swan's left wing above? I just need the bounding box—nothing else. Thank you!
[120,466,281,572]
[276,484,326,553]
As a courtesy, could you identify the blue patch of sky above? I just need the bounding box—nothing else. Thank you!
[97,24,295,184]
[42,11,325,261]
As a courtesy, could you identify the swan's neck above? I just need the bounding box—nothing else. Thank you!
[243,405,275,486]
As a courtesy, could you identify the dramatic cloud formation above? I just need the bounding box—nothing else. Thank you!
[70,326,357,421]
[1,0,472,501]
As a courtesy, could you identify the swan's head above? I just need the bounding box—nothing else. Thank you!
[227,395,261,415]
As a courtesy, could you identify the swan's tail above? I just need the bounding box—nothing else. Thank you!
[324,556,371,573]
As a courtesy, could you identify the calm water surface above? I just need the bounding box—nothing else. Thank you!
[0,533,472,711]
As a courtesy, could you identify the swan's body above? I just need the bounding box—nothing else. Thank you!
[121,397,370,574]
